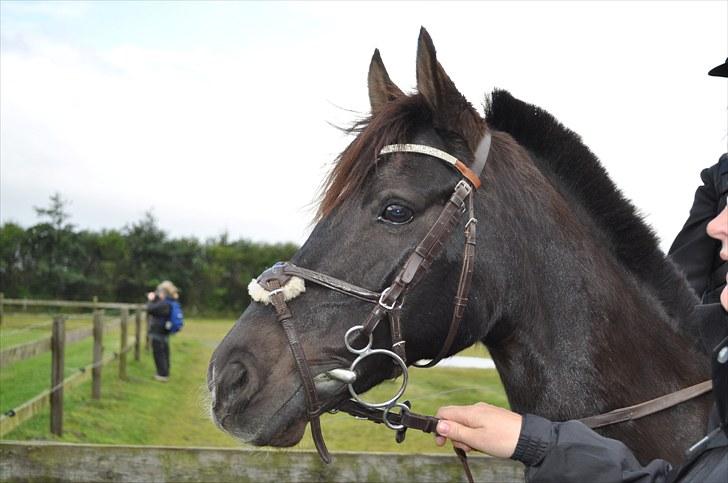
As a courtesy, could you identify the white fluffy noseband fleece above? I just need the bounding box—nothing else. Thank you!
[248,276,306,305]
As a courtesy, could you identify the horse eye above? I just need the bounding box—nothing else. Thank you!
[379,204,414,225]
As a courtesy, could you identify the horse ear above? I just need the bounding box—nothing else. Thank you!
[416,27,447,110]
[416,27,484,150]
[368,49,403,113]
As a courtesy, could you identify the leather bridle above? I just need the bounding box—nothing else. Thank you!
[250,131,713,482]
[253,133,492,481]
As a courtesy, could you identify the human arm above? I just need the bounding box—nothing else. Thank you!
[513,414,672,483]
[146,298,170,318]
[435,403,672,483]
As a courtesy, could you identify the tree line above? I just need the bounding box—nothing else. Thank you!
[0,194,298,315]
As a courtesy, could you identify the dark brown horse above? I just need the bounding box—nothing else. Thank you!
[208,28,711,464]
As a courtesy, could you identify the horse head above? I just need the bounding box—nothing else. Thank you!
[208,28,709,464]
[207,27,501,448]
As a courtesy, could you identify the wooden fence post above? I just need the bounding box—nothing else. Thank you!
[119,308,128,380]
[92,310,103,399]
[50,315,65,436]
[134,307,141,362]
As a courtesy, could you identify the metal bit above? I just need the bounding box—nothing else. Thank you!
[325,368,357,384]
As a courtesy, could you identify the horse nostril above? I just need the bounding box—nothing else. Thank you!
[235,365,248,389]
[214,359,257,413]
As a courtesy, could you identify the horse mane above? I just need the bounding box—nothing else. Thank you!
[485,89,698,322]
[317,95,432,220]
[318,87,696,323]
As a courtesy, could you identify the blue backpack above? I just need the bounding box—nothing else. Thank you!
[166,300,184,333]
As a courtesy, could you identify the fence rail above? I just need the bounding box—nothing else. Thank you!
[0,298,147,437]
[0,318,122,368]
[2,296,142,311]
[0,441,526,482]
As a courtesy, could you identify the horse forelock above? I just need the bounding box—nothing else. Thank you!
[317,94,433,220]
[484,89,698,324]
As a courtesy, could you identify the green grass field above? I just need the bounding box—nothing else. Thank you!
[0,313,98,349]
[1,315,506,453]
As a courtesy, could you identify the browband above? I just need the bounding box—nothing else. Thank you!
[379,133,492,189]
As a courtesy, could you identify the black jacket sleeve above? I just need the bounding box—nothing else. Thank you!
[146,299,170,318]
[512,414,673,483]
[668,156,728,303]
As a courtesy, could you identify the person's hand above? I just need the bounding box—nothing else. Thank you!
[147,291,156,301]
[435,402,522,458]
[720,274,727,311]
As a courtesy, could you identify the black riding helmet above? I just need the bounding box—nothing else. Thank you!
[708,57,728,77]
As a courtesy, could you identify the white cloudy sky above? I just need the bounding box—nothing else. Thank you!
[1,1,726,249]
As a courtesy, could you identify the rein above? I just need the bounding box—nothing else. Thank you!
[250,132,713,480]
[579,380,713,429]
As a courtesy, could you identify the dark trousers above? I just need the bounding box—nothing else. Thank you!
[151,336,170,377]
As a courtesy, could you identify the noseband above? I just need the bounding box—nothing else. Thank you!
[251,133,492,480]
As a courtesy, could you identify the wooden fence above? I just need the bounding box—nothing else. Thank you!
[0,441,526,482]
[0,297,146,437]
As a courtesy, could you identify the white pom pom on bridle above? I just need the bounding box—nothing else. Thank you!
[248,276,306,305]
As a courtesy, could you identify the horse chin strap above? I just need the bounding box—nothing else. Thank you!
[250,133,493,480]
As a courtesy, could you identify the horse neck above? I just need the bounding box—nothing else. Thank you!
[475,150,709,421]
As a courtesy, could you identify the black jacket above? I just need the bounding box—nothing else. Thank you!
[669,155,728,305]
[146,298,170,336]
[511,304,728,483]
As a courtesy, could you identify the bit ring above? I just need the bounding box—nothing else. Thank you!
[347,349,408,409]
[382,402,411,430]
[344,325,373,355]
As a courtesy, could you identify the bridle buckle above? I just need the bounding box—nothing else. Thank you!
[378,287,400,311]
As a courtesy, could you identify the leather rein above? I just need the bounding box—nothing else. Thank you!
[251,132,712,481]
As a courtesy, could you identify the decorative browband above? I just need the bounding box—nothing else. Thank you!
[379,143,483,189]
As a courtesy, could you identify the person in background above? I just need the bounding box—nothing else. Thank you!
[433,58,728,482]
[146,280,180,382]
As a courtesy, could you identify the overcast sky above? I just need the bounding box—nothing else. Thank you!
[1,1,726,250]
